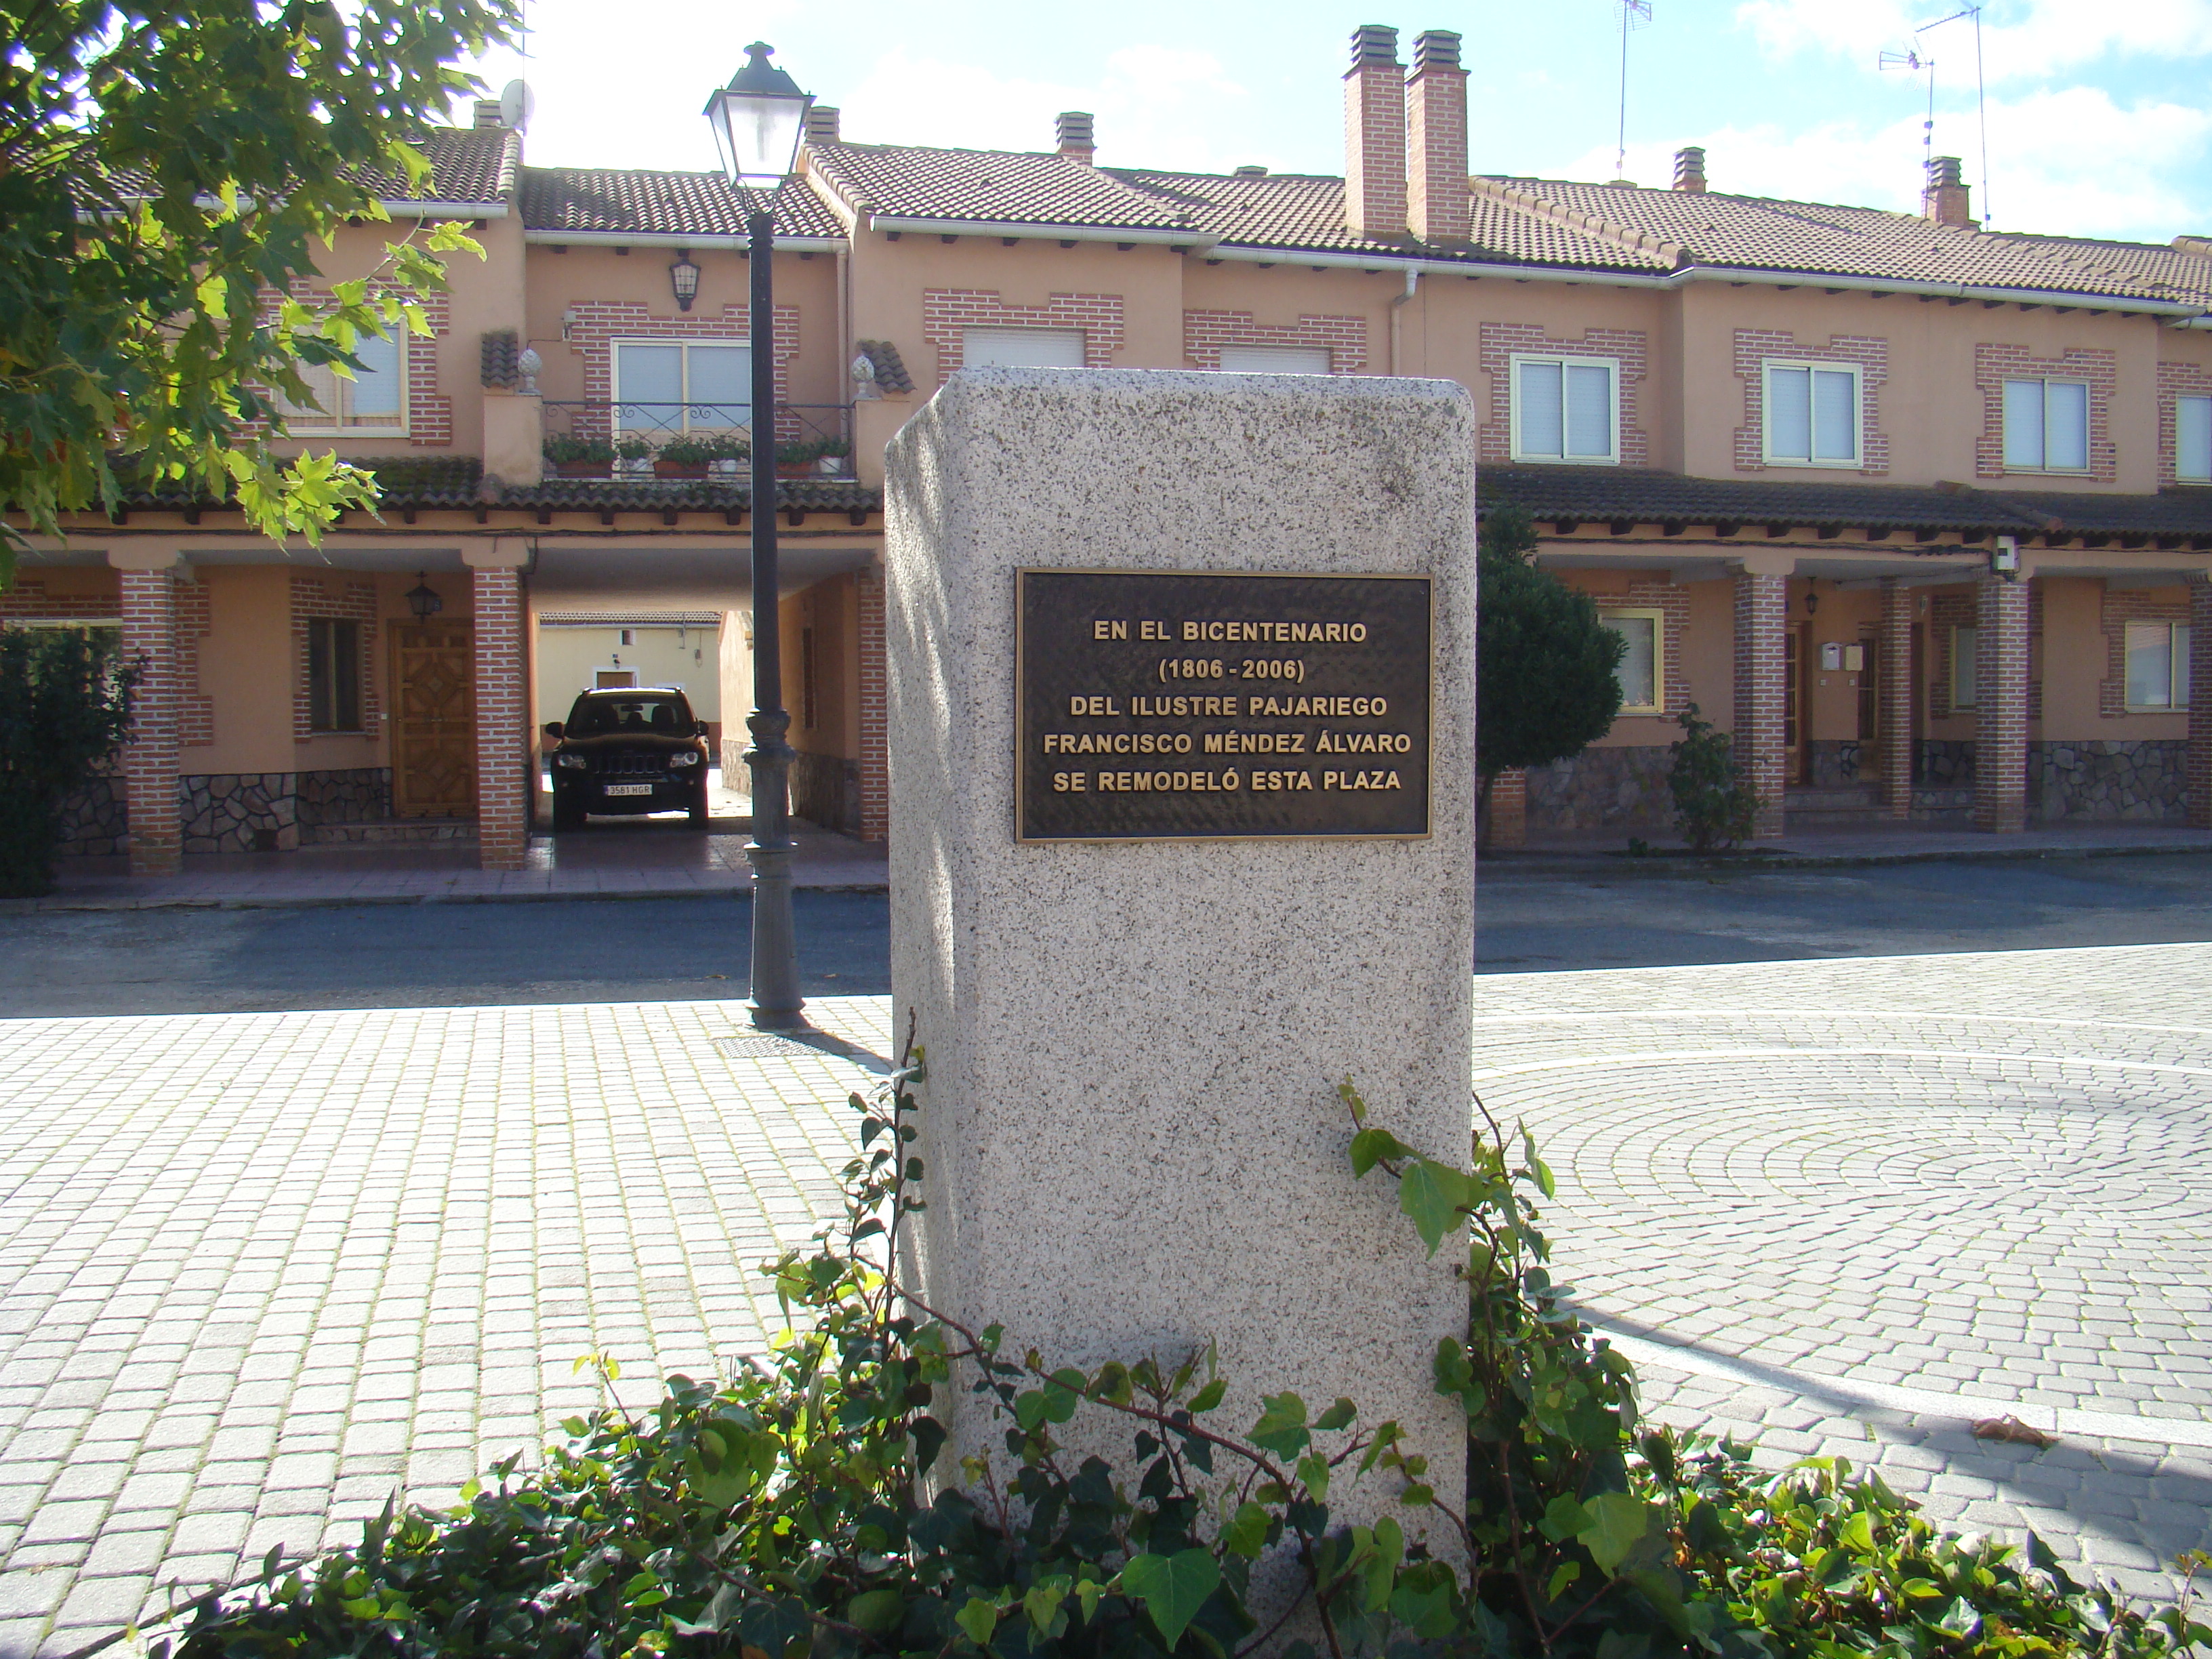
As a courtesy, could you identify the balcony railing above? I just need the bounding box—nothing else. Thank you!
[539,401,854,480]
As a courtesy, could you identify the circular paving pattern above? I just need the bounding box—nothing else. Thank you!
[1469,1012,2212,1418]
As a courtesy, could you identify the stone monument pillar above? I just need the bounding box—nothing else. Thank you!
[885,367,1475,1562]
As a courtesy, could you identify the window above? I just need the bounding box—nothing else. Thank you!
[307,618,363,732]
[2176,395,2212,483]
[1763,360,1861,466]
[1510,354,1618,464]
[962,327,1086,369]
[1218,345,1332,374]
[1600,609,1662,712]
[801,626,819,730]
[595,668,638,689]
[1951,625,1979,710]
[613,340,751,434]
[2124,621,2192,710]
[278,329,404,431]
[2003,377,2090,472]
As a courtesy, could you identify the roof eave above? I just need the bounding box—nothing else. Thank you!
[867,214,1207,247]
[1205,243,1675,285]
[1679,264,2208,317]
[378,200,509,219]
[522,227,846,251]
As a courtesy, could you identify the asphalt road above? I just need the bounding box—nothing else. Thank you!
[7,853,2212,1016]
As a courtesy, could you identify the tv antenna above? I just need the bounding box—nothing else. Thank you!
[1915,5,1989,225]
[1876,43,1937,187]
[1614,0,1653,183]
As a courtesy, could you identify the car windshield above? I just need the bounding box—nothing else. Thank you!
[565,695,691,737]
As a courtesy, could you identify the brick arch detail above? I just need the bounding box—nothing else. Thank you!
[922,290,1125,388]
[1475,323,1649,467]
[562,302,798,425]
[1181,310,1369,373]
[2156,359,2212,486]
[1974,342,2116,483]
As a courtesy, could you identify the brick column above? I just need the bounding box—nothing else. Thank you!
[1732,569,1788,840]
[467,552,529,871]
[1973,571,2030,834]
[2188,575,2212,830]
[115,558,182,876]
[1485,769,1527,847]
[1879,578,1914,819]
[856,564,888,844]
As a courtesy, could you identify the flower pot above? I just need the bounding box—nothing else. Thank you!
[653,459,708,480]
[777,461,813,478]
[552,460,611,478]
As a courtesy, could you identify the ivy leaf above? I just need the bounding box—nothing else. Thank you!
[955,1595,1000,1647]
[1248,1392,1310,1458]
[1540,1494,1592,1543]
[1520,1126,1557,1198]
[846,1589,904,1633]
[1933,1597,1984,1639]
[1296,1452,1331,1503]
[1313,1397,1357,1433]
[1222,1502,1271,1559]
[1399,1160,1475,1254]
[1577,1493,1650,1576]
[1349,1127,1413,1176]
[1186,1376,1225,1414]
[1023,1577,1068,1635]
[1837,1511,1876,1555]
[1122,1549,1221,1650]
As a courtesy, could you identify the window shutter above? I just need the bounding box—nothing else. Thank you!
[1218,346,1332,373]
[1604,615,1657,709]
[2125,623,2174,708]
[2177,396,2212,482]
[1953,626,1980,708]
[2177,626,2194,703]
[616,344,684,429]
[1517,360,1563,457]
[2046,382,2089,470]
[687,344,753,428]
[962,328,1086,369]
[2003,380,2045,470]
[1564,363,1613,458]
[1811,368,1856,462]
[349,331,404,421]
[1767,366,1811,462]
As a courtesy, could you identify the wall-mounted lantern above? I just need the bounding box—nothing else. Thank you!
[405,574,444,622]
[670,251,701,312]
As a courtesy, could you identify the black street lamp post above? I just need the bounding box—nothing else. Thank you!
[705,42,812,1029]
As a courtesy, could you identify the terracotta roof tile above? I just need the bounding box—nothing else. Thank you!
[805,141,1189,230]
[519,169,841,239]
[358,127,519,203]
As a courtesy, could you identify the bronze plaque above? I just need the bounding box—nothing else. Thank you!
[1016,569,1433,842]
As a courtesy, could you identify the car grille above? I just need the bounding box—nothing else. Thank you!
[602,753,673,777]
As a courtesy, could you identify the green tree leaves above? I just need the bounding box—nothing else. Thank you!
[1475,506,1626,780]
[0,628,138,895]
[1120,1549,1220,1649]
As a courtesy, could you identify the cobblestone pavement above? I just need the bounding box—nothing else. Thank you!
[1,948,2207,1655]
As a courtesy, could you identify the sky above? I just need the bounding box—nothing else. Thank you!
[457,0,2212,245]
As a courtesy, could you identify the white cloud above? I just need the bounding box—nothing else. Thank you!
[1556,84,2210,241]
[1735,0,2212,81]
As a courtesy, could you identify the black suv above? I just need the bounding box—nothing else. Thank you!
[544,688,712,829]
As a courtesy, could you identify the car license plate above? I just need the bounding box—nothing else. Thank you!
[603,783,654,797]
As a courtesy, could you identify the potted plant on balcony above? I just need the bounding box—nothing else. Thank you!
[777,437,827,478]
[812,436,853,476]
[653,434,716,480]
[542,433,615,478]
[613,435,655,477]
[701,432,751,478]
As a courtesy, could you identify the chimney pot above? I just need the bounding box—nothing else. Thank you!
[1672,145,1707,193]
[804,105,840,145]
[1343,25,1406,241]
[1404,28,1469,243]
[1057,110,1096,165]
[473,99,505,129]
[1922,154,1973,227]
[1233,165,1269,178]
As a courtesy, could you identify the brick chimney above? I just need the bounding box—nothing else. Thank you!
[1923,155,1973,227]
[804,105,841,145]
[1344,25,1406,240]
[1057,110,1096,165]
[1673,146,1707,193]
[1404,30,1468,243]
[473,99,505,129]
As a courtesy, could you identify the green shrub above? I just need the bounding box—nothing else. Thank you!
[1668,701,1762,852]
[155,1045,2207,1659]
[0,626,138,897]
[543,434,615,465]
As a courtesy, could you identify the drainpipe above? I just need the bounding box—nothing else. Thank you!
[1389,269,1419,375]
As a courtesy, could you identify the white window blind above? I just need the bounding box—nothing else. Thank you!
[1952,626,1979,708]
[2003,378,2090,472]
[1512,356,1617,462]
[279,328,403,429]
[1218,345,1332,374]
[1763,362,1859,464]
[613,341,752,432]
[2176,396,2212,483]
[2125,621,2192,708]
[962,327,1086,369]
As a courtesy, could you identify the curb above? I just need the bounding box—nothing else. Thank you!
[1,880,891,915]
[1479,840,2212,877]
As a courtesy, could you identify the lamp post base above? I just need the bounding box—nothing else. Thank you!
[744,837,806,1029]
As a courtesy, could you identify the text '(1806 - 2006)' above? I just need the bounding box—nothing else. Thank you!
[1015,569,1433,841]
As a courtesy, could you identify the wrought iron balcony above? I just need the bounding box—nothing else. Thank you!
[539,401,854,480]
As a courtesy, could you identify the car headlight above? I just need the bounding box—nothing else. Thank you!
[556,752,587,770]
[669,752,701,768]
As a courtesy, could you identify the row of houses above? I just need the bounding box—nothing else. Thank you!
[12,24,2212,869]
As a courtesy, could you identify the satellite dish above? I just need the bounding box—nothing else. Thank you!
[497,79,535,131]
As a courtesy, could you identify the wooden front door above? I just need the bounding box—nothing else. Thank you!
[392,622,475,818]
